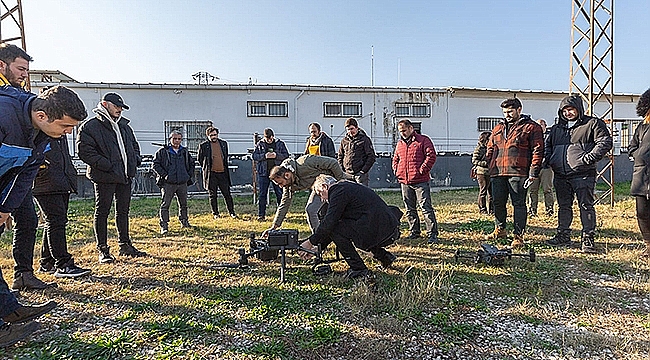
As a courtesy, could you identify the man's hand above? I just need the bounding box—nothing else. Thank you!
[0,212,10,227]
[297,240,317,260]
[265,152,277,159]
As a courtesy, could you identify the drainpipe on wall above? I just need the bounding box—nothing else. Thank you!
[294,90,305,153]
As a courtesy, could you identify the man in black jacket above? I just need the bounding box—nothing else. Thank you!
[544,95,613,253]
[338,117,376,186]
[197,126,236,219]
[304,122,336,158]
[153,130,195,234]
[33,135,91,278]
[298,175,401,278]
[77,92,146,263]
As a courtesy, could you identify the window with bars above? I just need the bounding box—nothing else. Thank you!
[394,103,431,118]
[323,102,362,117]
[619,119,641,152]
[477,117,502,132]
[247,101,288,117]
[164,120,213,153]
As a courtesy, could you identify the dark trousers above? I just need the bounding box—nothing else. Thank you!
[208,171,235,216]
[635,196,650,241]
[160,183,188,226]
[401,182,438,236]
[94,180,132,250]
[491,176,528,235]
[34,193,73,269]
[317,219,393,271]
[477,173,492,213]
[12,190,38,277]
[0,268,20,326]
[554,175,596,235]
[257,175,282,217]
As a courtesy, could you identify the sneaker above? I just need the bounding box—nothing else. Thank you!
[0,321,40,347]
[54,265,91,279]
[427,233,439,244]
[98,247,115,264]
[485,228,507,241]
[213,214,220,220]
[528,211,537,217]
[119,244,147,257]
[510,234,525,249]
[345,268,370,279]
[406,232,421,240]
[581,234,598,254]
[160,226,168,235]
[545,208,554,216]
[378,252,397,268]
[229,213,237,219]
[2,300,57,324]
[11,272,57,291]
[37,262,55,275]
[546,233,572,247]
[257,216,266,222]
[180,220,192,229]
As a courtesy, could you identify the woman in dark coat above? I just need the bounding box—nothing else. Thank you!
[629,88,650,258]
[471,131,492,214]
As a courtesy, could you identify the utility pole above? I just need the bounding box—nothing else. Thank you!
[569,0,614,206]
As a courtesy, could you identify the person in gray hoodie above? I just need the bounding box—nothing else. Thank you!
[544,95,612,253]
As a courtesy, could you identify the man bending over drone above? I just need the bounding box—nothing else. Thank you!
[298,175,402,278]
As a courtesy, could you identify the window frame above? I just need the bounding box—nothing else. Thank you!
[394,103,431,118]
[323,102,362,117]
[247,101,289,117]
[477,116,502,132]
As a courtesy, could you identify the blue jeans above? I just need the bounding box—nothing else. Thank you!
[491,176,528,235]
[401,182,438,236]
[0,268,20,326]
[257,175,282,217]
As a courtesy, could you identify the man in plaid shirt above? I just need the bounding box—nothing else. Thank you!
[485,98,544,248]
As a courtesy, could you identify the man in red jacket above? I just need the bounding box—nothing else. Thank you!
[392,119,439,244]
[485,98,544,248]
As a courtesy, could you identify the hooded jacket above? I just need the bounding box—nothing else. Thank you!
[544,95,612,178]
[337,128,376,175]
[485,114,544,178]
[0,85,50,213]
[33,135,77,196]
[628,122,650,198]
[77,104,142,184]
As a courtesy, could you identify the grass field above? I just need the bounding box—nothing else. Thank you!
[0,184,649,359]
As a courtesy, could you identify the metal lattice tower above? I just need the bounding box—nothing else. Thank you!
[0,0,28,88]
[569,0,614,206]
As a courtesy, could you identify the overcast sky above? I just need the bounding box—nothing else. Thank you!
[13,0,650,93]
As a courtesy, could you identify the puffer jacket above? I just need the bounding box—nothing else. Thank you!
[337,128,376,175]
[629,122,650,198]
[0,85,49,213]
[471,142,489,175]
[77,105,142,184]
[252,138,290,177]
[485,114,544,178]
[544,95,613,178]
[33,135,77,195]
[392,132,436,185]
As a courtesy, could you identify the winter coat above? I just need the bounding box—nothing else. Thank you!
[337,129,376,175]
[544,95,613,178]
[629,122,650,198]
[485,114,544,178]
[272,155,347,229]
[392,132,437,185]
[197,138,231,189]
[471,142,490,175]
[0,85,49,213]
[252,138,290,177]
[304,132,336,158]
[33,135,77,195]
[308,180,400,251]
[77,111,142,184]
[152,145,195,186]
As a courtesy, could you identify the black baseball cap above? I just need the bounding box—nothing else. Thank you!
[102,92,129,110]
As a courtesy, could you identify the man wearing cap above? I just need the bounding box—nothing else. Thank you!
[77,92,146,263]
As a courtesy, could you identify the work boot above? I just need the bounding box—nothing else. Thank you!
[510,234,525,249]
[581,233,598,254]
[11,272,56,291]
[485,228,507,241]
[546,232,572,247]
[0,321,40,347]
[377,252,397,269]
[98,247,115,264]
[2,300,57,324]
[119,244,147,257]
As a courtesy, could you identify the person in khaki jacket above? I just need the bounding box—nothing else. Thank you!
[263,155,347,235]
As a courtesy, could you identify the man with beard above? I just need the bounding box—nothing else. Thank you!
[484,98,544,248]
[304,122,336,158]
[77,92,146,263]
[544,95,612,253]
[338,117,376,186]
[197,126,236,219]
